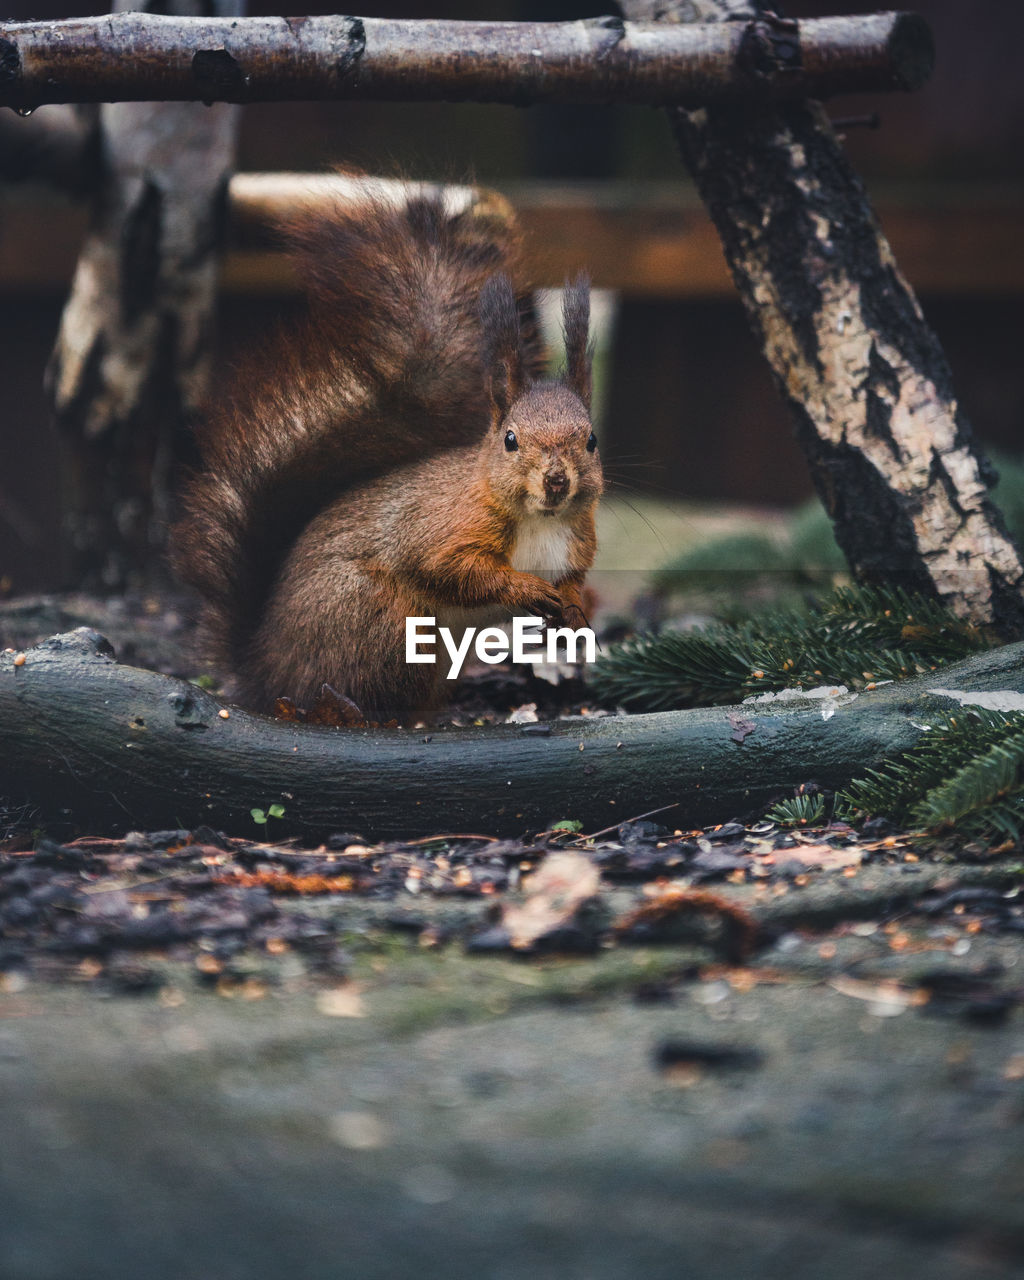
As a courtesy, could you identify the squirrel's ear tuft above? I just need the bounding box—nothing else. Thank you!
[480,273,529,421]
[562,274,592,411]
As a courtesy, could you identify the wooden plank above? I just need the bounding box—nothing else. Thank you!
[1,181,1023,298]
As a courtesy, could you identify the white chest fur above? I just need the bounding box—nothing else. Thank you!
[510,516,573,582]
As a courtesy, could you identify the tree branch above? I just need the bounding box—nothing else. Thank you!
[3,628,1024,842]
[0,12,933,110]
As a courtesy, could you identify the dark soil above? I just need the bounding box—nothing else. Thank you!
[3,813,1023,1017]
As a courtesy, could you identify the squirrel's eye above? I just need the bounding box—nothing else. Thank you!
[586,431,598,453]
[504,430,518,452]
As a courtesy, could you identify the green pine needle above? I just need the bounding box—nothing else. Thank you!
[630,458,1024,848]
[911,734,1024,831]
[841,709,1017,821]
[591,583,990,713]
[840,709,1024,846]
[766,793,827,828]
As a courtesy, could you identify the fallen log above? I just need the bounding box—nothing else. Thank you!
[3,628,1024,842]
[0,12,933,110]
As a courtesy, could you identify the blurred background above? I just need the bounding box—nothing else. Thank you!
[1,0,1022,607]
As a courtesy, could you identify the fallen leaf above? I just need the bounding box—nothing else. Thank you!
[727,713,757,744]
[501,852,600,950]
[505,702,539,724]
[614,887,758,962]
[764,843,862,872]
[309,683,366,727]
[830,974,928,1013]
[317,986,366,1018]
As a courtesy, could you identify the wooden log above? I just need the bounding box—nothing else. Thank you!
[3,627,1024,842]
[619,0,1024,639]
[43,0,242,591]
[224,174,1024,298]
[4,180,1024,300]
[0,12,933,110]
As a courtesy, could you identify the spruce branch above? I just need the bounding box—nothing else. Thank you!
[591,583,992,713]
[765,793,827,828]
[839,709,1024,846]
[911,732,1024,832]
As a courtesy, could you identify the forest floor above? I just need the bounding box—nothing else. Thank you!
[2,822,1023,1280]
[2,580,1024,1278]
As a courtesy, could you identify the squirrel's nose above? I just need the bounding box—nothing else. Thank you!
[544,469,569,498]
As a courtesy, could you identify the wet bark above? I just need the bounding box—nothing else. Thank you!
[619,0,1024,638]
[3,627,1024,842]
[0,12,932,109]
[43,0,242,591]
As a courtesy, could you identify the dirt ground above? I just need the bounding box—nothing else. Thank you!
[2,815,1024,1279]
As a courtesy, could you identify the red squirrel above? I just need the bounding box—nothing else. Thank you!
[171,184,603,723]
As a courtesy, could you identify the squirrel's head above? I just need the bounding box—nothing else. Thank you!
[480,274,603,518]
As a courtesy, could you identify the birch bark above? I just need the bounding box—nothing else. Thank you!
[619,0,1024,636]
[44,0,242,589]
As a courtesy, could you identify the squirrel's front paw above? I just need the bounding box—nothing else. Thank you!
[559,602,589,631]
[517,578,564,624]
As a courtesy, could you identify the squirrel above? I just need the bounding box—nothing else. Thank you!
[171,182,603,725]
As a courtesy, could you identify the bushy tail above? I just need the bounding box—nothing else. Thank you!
[171,182,530,677]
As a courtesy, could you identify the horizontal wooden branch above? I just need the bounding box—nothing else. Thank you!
[224,174,1024,297]
[4,178,1024,299]
[0,12,933,110]
[2,628,1022,842]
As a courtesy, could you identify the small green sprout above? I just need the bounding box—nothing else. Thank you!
[251,803,286,826]
[766,793,827,828]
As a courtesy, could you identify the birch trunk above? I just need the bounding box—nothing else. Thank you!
[43,0,242,590]
[618,0,1024,638]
